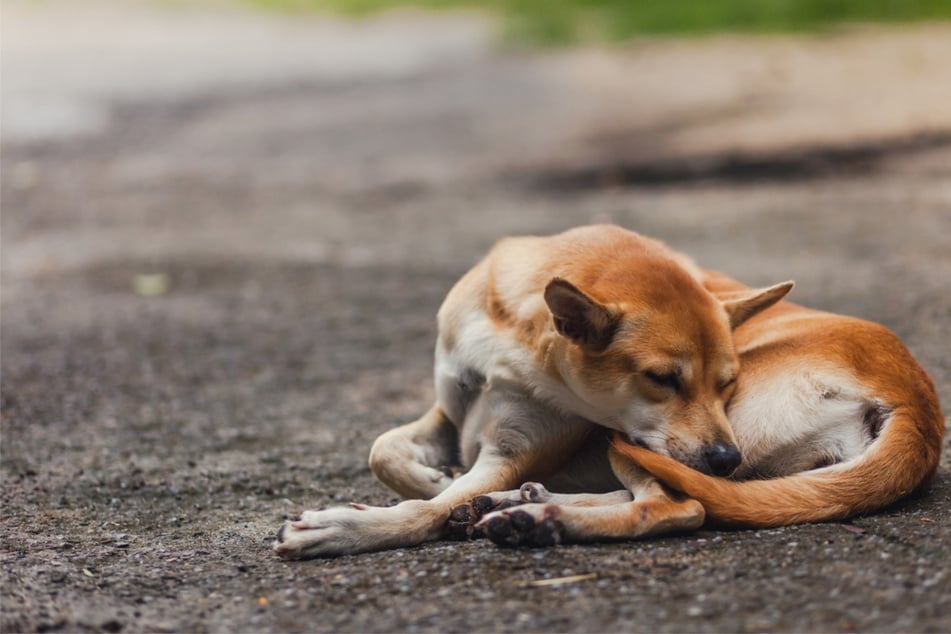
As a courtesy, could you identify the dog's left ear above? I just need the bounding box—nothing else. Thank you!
[544,278,619,352]
[721,281,794,329]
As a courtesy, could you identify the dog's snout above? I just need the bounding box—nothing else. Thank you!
[703,442,742,477]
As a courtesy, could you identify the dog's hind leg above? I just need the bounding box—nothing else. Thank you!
[477,445,704,547]
[479,481,703,547]
[446,483,634,539]
[368,405,460,500]
[467,482,633,512]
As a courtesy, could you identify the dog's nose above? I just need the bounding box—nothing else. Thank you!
[703,442,742,476]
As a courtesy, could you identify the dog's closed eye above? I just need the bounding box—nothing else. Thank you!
[718,376,737,392]
[645,370,679,390]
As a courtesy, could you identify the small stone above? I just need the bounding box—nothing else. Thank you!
[132,273,170,297]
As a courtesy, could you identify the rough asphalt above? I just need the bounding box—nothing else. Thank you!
[2,2,950,632]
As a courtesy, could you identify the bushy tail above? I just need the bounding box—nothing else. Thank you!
[612,405,943,528]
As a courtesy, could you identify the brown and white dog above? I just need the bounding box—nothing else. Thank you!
[274,225,943,558]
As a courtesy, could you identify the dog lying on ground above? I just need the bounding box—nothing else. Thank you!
[274,225,943,558]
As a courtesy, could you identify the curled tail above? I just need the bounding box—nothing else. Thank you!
[612,404,944,528]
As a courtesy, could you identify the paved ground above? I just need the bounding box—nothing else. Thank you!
[2,2,950,632]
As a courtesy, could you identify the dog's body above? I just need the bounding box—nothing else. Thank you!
[616,268,945,528]
[274,226,943,558]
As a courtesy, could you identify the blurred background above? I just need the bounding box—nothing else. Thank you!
[249,0,951,43]
[3,1,951,633]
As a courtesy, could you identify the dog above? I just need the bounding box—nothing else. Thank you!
[274,225,943,558]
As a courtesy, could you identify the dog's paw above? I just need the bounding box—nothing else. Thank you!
[445,482,551,540]
[446,495,514,540]
[274,505,398,559]
[273,507,359,559]
[477,503,564,548]
[273,499,435,559]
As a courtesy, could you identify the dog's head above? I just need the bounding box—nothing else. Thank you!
[544,271,792,477]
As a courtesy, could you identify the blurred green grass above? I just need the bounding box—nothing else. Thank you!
[246,0,951,44]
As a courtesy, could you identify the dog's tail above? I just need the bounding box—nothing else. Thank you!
[612,400,944,528]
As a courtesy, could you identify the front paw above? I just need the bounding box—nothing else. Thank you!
[478,504,564,548]
[273,500,436,559]
[272,506,370,559]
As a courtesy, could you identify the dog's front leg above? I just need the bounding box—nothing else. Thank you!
[273,448,535,559]
[476,442,705,547]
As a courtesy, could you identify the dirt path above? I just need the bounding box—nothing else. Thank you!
[2,2,950,632]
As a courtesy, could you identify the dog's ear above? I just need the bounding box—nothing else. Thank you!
[544,278,618,352]
[721,281,794,329]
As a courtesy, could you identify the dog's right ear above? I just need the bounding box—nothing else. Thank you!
[544,278,618,352]
[721,281,794,330]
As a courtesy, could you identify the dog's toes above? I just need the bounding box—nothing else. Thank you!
[483,513,520,547]
[449,502,475,524]
[446,495,525,540]
[481,507,564,548]
[446,502,485,540]
[470,495,496,516]
[529,517,564,547]
[483,510,535,547]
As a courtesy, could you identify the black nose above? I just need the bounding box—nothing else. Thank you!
[703,442,742,477]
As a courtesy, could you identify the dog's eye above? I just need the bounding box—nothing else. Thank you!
[645,370,679,390]
[718,377,737,392]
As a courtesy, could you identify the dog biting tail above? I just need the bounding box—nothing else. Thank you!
[612,401,944,528]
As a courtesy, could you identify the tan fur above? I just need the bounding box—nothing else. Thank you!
[612,271,944,527]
